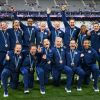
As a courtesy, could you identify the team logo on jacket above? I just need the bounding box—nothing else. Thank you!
[74,28,76,31]
[75,51,78,55]
[84,34,86,36]
[88,50,91,53]
[32,28,34,30]
[61,48,63,51]
[98,33,100,35]
[58,31,61,34]
[49,49,52,52]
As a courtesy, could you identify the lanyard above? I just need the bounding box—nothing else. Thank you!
[28,28,33,41]
[14,30,19,43]
[45,48,48,55]
[15,55,20,68]
[40,32,44,43]
[70,50,75,64]
[56,48,62,60]
[29,54,34,68]
[80,34,86,45]
[55,30,59,37]
[45,48,49,55]
[70,28,75,40]
[1,31,8,46]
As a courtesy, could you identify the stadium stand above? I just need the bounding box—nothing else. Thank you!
[0,0,100,21]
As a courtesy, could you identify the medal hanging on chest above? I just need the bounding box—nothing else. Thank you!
[40,32,44,44]
[70,50,75,66]
[28,28,33,41]
[70,28,75,40]
[55,30,59,37]
[15,31,19,43]
[29,54,34,71]
[2,31,8,48]
[56,48,63,64]
[15,55,20,69]
[80,34,86,46]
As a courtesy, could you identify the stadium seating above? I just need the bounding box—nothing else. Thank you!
[0,0,100,11]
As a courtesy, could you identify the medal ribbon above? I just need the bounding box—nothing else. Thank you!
[70,50,75,64]
[28,28,33,41]
[2,31,8,46]
[29,54,34,68]
[70,28,75,40]
[56,48,62,61]
[14,30,19,43]
[15,55,20,68]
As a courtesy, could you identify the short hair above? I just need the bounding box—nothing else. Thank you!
[1,21,8,25]
[29,43,36,50]
[55,36,62,42]
[83,38,90,43]
[14,43,22,48]
[43,38,49,42]
[93,22,99,26]
[69,18,75,22]
[27,18,33,21]
[70,38,76,42]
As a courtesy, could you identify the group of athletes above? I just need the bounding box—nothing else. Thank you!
[0,6,100,97]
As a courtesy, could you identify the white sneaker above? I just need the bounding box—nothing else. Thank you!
[91,79,94,82]
[3,92,8,97]
[36,77,39,81]
[94,88,99,92]
[65,87,71,93]
[40,90,45,95]
[77,88,82,91]
[76,76,79,81]
[49,76,53,80]
[24,90,29,94]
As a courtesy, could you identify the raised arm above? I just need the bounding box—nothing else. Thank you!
[11,7,27,29]
[47,8,54,30]
[61,5,69,28]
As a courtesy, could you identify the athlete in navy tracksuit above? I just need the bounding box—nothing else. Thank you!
[12,11,37,55]
[61,6,80,49]
[21,44,37,93]
[47,9,65,47]
[39,39,52,84]
[66,39,85,91]
[22,44,46,94]
[88,23,100,69]
[81,39,99,92]
[77,25,88,51]
[51,37,73,93]
[8,20,23,50]
[1,43,23,97]
[36,22,50,47]
[0,22,10,81]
